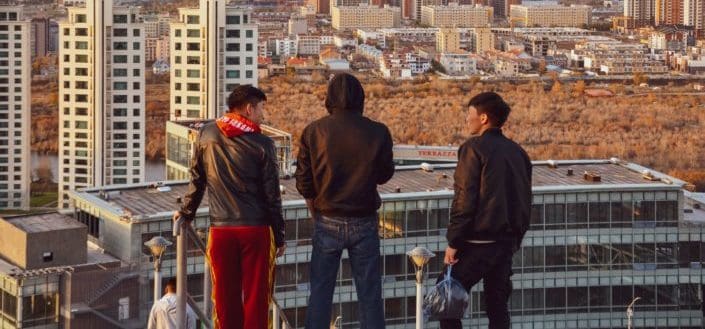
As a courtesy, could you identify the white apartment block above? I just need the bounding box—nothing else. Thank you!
[332,5,401,31]
[439,52,478,75]
[420,4,493,28]
[510,4,592,28]
[624,0,656,27]
[275,38,298,57]
[297,35,321,55]
[683,0,704,33]
[58,1,146,208]
[143,13,171,38]
[0,7,30,210]
[170,0,258,121]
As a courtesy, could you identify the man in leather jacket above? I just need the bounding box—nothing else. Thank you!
[441,92,532,329]
[173,85,285,329]
[295,73,394,329]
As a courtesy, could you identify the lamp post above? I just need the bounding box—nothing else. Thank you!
[407,246,435,329]
[144,236,173,303]
[626,296,641,329]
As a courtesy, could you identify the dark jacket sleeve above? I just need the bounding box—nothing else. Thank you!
[376,126,395,185]
[446,142,482,249]
[294,127,317,199]
[515,155,533,248]
[180,138,206,221]
[263,140,286,247]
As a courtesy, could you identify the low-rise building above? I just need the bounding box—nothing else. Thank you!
[332,4,401,30]
[297,35,322,56]
[0,213,142,328]
[510,4,592,28]
[494,57,520,76]
[439,52,478,75]
[421,3,493,28]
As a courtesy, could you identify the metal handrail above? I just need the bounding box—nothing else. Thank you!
[172,217,292,329]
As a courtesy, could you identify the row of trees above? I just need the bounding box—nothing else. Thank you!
[260,76,705,189]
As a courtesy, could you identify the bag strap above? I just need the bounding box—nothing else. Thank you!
[445,264,452,279]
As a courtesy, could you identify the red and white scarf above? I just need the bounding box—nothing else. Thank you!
[216,113,261,138]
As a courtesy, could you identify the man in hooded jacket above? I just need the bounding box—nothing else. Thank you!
[295,73,394,329]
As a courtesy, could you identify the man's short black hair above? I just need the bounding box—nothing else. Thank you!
[165,278,177,291]
[227,85,267,111]
[467,92,511,127]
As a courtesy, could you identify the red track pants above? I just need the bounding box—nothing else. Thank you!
[207,226,275,329]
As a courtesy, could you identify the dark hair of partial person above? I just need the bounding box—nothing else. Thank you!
[227,85,267,111]
[467,92,511,127]
[165,278,177,292]
[325,73,365,114]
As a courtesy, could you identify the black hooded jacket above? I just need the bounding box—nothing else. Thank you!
[295,74,395,218]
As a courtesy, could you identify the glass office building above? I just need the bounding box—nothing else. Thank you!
[69,159,705,328]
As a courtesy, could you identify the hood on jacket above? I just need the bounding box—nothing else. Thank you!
[325,73,365,115]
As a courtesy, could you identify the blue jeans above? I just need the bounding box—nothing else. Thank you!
[305,215,385,329]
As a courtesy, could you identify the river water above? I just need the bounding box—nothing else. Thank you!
[30,152,166,183]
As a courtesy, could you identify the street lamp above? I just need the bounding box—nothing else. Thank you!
[144,236,173,303]
[626,296,641,329]
[407,246,435,329]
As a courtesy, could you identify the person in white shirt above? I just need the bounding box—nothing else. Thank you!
[147,278,197,329]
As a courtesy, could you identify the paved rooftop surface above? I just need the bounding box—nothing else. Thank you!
[2,212,86,233]
[74,160,688,218]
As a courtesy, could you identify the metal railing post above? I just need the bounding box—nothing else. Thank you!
[203,259,212,318]
[174,218,188,328]
[273,303,281,329]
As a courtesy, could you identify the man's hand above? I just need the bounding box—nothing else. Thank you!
[172,211,182,222]
[444,246,459,265]
[276,245,287,257]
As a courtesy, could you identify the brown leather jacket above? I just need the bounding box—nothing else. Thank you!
[180,121,286,247]
[447,128,532,250]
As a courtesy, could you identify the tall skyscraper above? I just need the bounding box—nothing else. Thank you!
[624,0,656,27]
[170,0,259,121]
[31,17,50,58]
[655,0,684,25]
[683,0,704,35]
[308,0,331,15]
[58,1,145,208]
[0,7,30,211]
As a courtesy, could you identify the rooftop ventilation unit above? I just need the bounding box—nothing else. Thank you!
[641,170,658,181]
[609,157,621,164]
[583,171,601,182]
[567,169,574,176]
[421,163,434,172]
[547,160,558,168]
[280,185,286,194]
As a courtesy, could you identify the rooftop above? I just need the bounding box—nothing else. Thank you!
[2,212,86,234]
[70,159,691,220]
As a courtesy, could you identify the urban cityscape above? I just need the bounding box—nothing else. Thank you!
[0,0,705,328]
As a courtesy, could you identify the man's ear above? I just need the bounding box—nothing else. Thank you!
[480,113,489,125]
